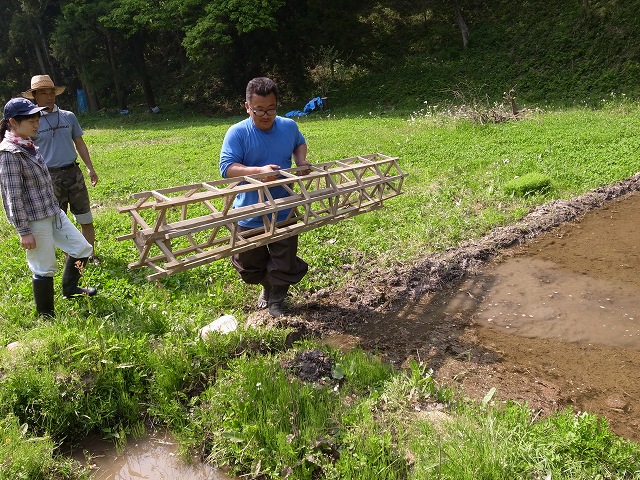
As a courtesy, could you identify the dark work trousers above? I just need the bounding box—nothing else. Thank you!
[230,226,308,287]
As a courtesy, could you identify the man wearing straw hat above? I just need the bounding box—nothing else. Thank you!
[22,74,101,264]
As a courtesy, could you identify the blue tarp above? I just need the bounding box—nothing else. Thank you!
[285,96,324,118]
[76,89,88,113]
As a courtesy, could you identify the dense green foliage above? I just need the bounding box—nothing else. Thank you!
[0,414,89,479]
[410,404,640,479]
[503,172,553,197]
[1,0,639,112]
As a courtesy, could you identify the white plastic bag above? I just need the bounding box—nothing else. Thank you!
[198,314,238,339]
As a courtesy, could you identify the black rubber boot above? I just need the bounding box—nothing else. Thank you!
[257,279,271,309]
[62,256,97,298]
[268,285,289,317]
[32,276,55,317]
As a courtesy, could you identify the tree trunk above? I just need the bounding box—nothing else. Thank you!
[105,32,127,110]
[36,22,56,76]
[85,83,100,112]
[452,0,470,49]
[77,62,99,112]
[141,74,157,110]
[32,39,48,73]
[132,36,158,110]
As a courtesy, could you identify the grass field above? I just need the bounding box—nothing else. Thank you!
[1,101,639,479]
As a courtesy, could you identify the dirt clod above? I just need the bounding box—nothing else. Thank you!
[287,349,334,382]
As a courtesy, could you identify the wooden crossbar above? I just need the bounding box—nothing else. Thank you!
[117,153,407,279]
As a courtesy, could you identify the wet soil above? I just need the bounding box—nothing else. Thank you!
[253,173,640,443]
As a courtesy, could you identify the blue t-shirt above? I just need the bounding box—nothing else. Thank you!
[34,106,83,168]
[219,116,306,228]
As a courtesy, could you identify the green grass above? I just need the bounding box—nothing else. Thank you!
[409,403,640,479]
[0,414,90,479]
[1,102,640,477]
[503,172,554,197]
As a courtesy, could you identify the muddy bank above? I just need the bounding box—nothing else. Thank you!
[259,174,640,442]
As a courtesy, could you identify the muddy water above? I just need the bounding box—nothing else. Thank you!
[454,191,640,441]
[470,256,640,348]
[471,191,640,349]
[72,431,233,480]
[341,190,640,442]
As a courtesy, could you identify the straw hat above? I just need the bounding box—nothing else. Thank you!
[21,75,66,99]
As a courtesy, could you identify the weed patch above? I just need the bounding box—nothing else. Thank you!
[504,172,554,197]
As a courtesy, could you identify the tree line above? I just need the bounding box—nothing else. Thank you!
[0,0,479,112]
[1,0,633,113]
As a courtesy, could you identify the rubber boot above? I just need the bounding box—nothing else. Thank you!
[32,276,55,317]
[62,256,97,298]
[268,285,289,317]
[257,279,271,309]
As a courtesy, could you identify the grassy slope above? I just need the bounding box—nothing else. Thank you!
[329,0,640,112]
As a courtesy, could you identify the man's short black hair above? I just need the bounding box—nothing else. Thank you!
[246,77,279,103]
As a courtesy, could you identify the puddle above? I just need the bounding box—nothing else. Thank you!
[463,192,640,350]
[468,256,640,349]
[71,431,234,480]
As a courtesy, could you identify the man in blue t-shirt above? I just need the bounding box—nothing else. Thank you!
[220,77,312,317]
[22,75,101,265]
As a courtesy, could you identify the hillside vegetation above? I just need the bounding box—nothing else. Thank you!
[331,0,640,112]
[1,0,638,112]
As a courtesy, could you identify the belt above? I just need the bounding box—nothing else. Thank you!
[48,161,78,171]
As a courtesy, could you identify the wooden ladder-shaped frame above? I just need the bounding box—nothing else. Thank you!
[117,153,407,280]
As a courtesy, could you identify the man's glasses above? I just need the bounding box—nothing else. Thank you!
[249,106,277,117]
